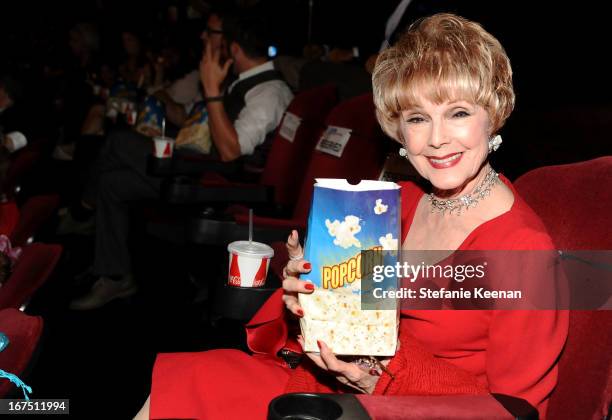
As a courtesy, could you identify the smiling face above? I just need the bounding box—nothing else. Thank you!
[373,15,516,192]
[399,96,491,194]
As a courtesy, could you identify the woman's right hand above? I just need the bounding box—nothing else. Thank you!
[282,230,314,317]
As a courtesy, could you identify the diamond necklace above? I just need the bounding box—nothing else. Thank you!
[427,168,500,215]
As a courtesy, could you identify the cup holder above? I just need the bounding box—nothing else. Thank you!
[268,393,343,420]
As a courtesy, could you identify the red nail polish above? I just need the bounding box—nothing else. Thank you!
[303,262,311,270]
[304,283,315,291]
[317,340,322,349]
[369,368,380,376]
[297,309,304,317]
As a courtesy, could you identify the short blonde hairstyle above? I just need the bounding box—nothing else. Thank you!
[372,13,515,141]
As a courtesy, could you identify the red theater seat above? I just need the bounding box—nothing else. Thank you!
[515,156,612,420]
[0,243,62,310]
[0,308,43,397]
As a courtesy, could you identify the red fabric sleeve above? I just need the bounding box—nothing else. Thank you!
[245,288,289,357]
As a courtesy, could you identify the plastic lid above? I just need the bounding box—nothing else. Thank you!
[228,241,274,258]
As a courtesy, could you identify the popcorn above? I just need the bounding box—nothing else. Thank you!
[374,199,388,215]
[379,233,398,250]
[300,179,401,356]
[325,215,362,249]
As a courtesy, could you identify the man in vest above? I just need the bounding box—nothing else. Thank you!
[69,13,292,310]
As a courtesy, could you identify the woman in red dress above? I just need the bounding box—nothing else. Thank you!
[135,13,568,420]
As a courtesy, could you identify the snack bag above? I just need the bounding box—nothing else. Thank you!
[299,179,400,356]
[106,81,139,119]
[175,101,212,154]
[135,96,164,137]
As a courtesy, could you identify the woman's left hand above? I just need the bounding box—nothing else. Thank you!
[297,336,386,394]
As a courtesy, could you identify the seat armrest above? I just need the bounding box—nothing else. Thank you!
[356,394,538,420]
[212,283,279,322]
[269,393,370,420]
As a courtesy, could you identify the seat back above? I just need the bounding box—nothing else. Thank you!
[0,243,62,310]
[515,157,612,419]
[291,93,388,225]
[260,84,338,209]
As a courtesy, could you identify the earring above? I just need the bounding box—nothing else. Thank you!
[399,147,407,157]
[488,135,503,153]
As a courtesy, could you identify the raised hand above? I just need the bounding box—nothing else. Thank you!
[200,38,233,97]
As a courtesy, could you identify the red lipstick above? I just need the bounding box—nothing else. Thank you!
[426,152,462,169]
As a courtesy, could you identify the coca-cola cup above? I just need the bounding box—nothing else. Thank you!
[227,241,274,287]
[152,136,175,158]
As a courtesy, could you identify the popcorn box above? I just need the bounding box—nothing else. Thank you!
[135,96,165,137]
[175,101,212,154]
[299,179,400,356]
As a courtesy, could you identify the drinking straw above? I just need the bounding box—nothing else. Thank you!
[249,209,253,244]
[161,117,166,138]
